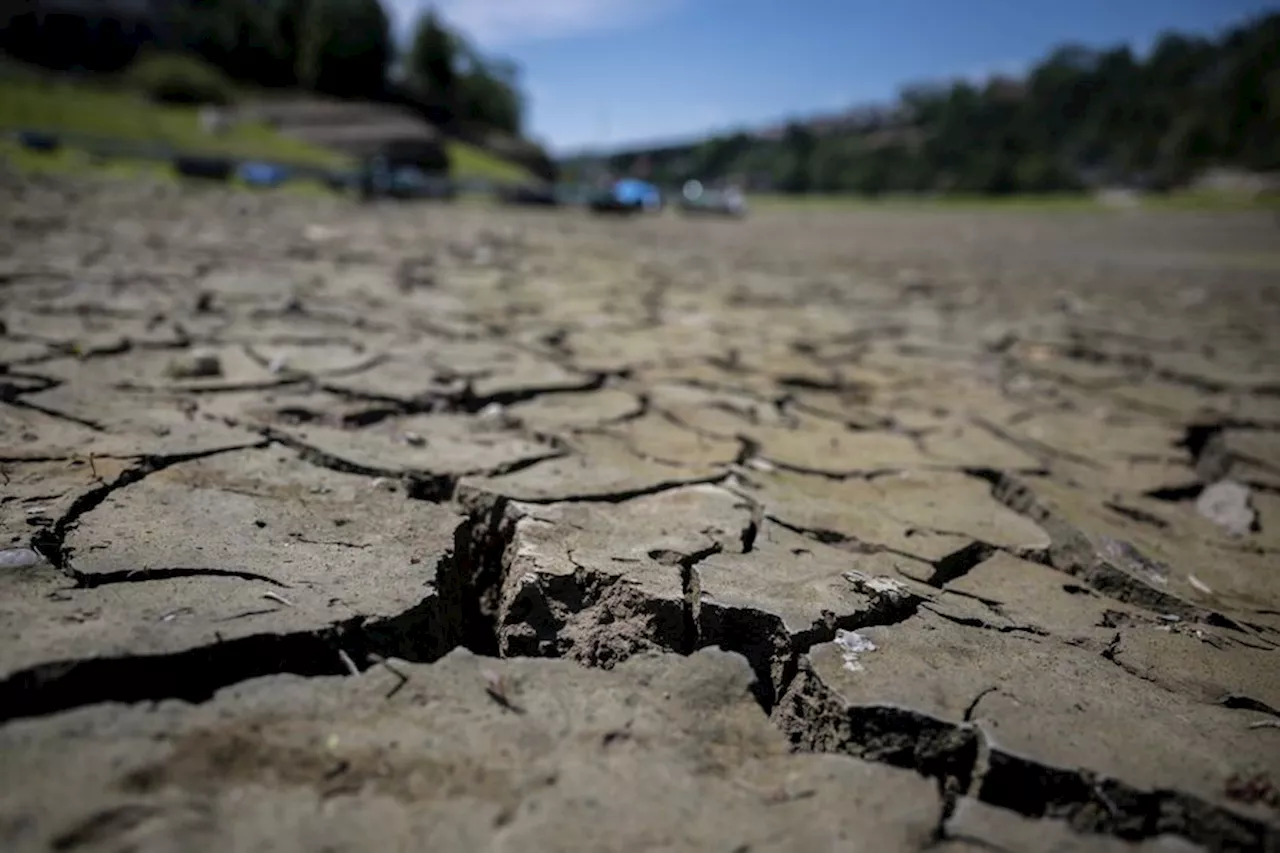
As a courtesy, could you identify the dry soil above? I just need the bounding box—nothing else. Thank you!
[2,171,1279,852]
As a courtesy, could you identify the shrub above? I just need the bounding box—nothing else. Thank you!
[127,52,233,106]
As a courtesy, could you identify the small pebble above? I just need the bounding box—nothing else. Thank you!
[1195,479,1255,538]
[0,547,43,569]
[166,351,223,379]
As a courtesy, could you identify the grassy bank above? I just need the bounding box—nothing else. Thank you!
[0,67,534,183]
[0,74,347,168]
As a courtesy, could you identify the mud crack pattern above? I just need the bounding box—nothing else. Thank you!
[2,174,1279,852]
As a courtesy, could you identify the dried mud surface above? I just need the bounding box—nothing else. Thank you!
[2,173,1279,852]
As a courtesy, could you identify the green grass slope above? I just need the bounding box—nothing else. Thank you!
[0,67,536,183]
[0,75,347,168]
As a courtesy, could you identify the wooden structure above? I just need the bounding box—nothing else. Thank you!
[242,98,449,173]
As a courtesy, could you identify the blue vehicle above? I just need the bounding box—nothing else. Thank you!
[589,177,663,214]
[613,178,663,210]
[238,161,291,188]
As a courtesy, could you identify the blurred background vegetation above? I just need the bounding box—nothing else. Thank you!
[0,0,551,182]
[564,12,1280,198]
[2,4,1276,199]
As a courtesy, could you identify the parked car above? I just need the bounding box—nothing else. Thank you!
[588,178,662,214]
[678,179,747,217]
[387,166,456,200]
[357,156,455,201]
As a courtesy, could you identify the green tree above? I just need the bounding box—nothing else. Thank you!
[808,137,859,192]
[408,11,461,105]
[779,122,817,193]
[560,11,1280,196]
[296,0,389,97]
[456,55,524,135]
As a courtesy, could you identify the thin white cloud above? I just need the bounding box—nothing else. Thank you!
[382,0,683,47]
[955,59,1030,86]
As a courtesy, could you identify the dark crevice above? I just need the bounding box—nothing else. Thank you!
[269,430,456,488]
[1181,423,1223,459]
[444,496,514,657]
[776,664,1275,851]
[116,378,305,395]
[72,567,289,589]
[0,579,459,726]
[317,383,460,411]
[492,471,733,506]
[923,604,1050,637]
[459,373,609,413]
[776,674,982,807]
[925,542,996,588]
[739,502,763,554]
[662,543,721,656]
[680,561,703,655]
[273,406,324,426]
[403,475,458,502]
[1179,422,1233,483]
[977,749,1271,851]
[0,370,62,399]
[482,449,572,480]
[340,406,406,428]
[267,431,556,504]
[765,458,915,481]
[603,391,651,425]
[734,434,763,467]
[698,604,794,712]
[1102,501,1170,530]
[775,375,842,392]
[1145,483,1204,502]
[5,397,105,431]
[767,516,931,564]
[963,687,999,722]
[965,468,1245,626]
[1219,693,1280,719]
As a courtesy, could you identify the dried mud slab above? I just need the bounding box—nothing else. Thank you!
[0,649,945,853]
[270,412,562,485]
[459,431,728,502]
[741,467,1051,563]
[0,445,463,720]
[776,609,1279,850]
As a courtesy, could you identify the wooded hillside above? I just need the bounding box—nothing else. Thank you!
[565,13,1280,196]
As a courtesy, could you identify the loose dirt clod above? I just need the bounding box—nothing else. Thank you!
[165,350,223,379]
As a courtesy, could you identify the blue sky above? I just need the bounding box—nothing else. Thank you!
[382,0,1278,154]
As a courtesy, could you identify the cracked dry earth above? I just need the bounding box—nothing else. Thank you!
[2,174,1280,853]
